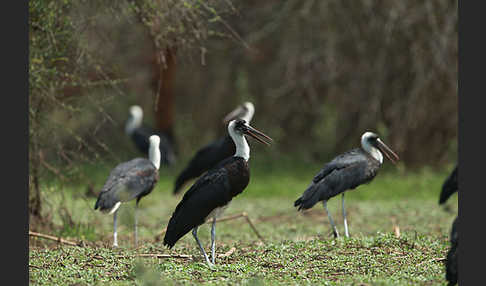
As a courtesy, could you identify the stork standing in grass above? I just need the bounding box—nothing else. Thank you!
[163,119,272,266]
[173,102,255,194]
[125,105,176,166]
[294,131,399,238]
[94,135,161,247]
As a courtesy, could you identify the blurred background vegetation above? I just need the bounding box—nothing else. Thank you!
[29,0,457,227]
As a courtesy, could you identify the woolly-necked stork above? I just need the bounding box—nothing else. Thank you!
[163,119,272,266]
[173,102,255,194]
[94,135,161,247]
[125,105,176,166]
[439,165,458,205]
[446,216,458,286]
[294,131,399,238]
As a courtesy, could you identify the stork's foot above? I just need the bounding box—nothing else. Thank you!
[205,260,215,269]
[332,230,340,238]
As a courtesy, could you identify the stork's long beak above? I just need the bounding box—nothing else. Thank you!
[244,125,273,146]
[223,106,245,124]
[376,139,400,164]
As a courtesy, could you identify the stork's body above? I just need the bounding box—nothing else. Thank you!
[173,102,255,194]
[294,132,399,238]
[439,165,458,205]
[163,119,272,266]
[126,105,176,166]
[95,135,161,247]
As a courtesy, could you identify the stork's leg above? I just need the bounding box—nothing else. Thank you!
[342,193,350,238]
[134,200,139,247]
[210,217,217,264]
[323,201,339,238]
[192,227,213,267]
[113,210,119,247]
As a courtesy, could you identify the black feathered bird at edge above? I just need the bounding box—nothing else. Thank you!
[445,216,458,286]
[163,119,272,267]
[294,131,399,238]
[439,165,458,205]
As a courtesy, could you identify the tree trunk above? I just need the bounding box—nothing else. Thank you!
[152,47,177,145]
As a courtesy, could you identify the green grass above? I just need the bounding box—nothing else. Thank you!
[29,159,457,285]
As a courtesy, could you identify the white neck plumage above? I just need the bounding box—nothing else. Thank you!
[228,123,250,161]
[148,138,161,170]
[361,138,383,164]
[126,106,143,135]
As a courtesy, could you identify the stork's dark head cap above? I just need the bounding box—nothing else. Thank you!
[232,119,248,133]
[362,131,379,142]
[228,119,272,146]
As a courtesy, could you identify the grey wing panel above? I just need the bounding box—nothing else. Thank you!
[316,160,372,201]
[102,159,157,201]
[312,150,367,183]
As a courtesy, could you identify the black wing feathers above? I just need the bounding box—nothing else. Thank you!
[439,166,458,205]
[164,157,248,248]
[164,167,232,248]
[295,149,378,210]
[173,135,235,194]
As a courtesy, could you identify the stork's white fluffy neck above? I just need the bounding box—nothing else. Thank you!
[229,125,250,161]
[361,139,383,164]
[149,141,161,170]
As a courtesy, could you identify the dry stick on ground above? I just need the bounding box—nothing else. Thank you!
[29,230,80,247]
[134,254,193,259]
[132,247,237,260]
[154,212,265,243]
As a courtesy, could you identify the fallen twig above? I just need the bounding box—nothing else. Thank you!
[155,212,265,244]
[134,253,193,259]
[219,247,236,258]
[417,257,446,266]
[241,212,266,243]
[129,248,237,260]
[29,230,80,247]
[29,264,43,269]
[394,225,401,238]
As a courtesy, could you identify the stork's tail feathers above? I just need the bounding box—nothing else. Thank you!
[294,196,319,211]
[94,196,101,210]
[94,192,120,213]
[163,238,176,249]
[294,184,321,211]
[173,169,193,194]
[162,219,182,249]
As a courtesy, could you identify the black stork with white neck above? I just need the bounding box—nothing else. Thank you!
[94,135,161,247]
[173,102,255,194]
[439,165,458,205]
[294,131,399,238]
[163,119,272,266]
[125,105,176,166]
